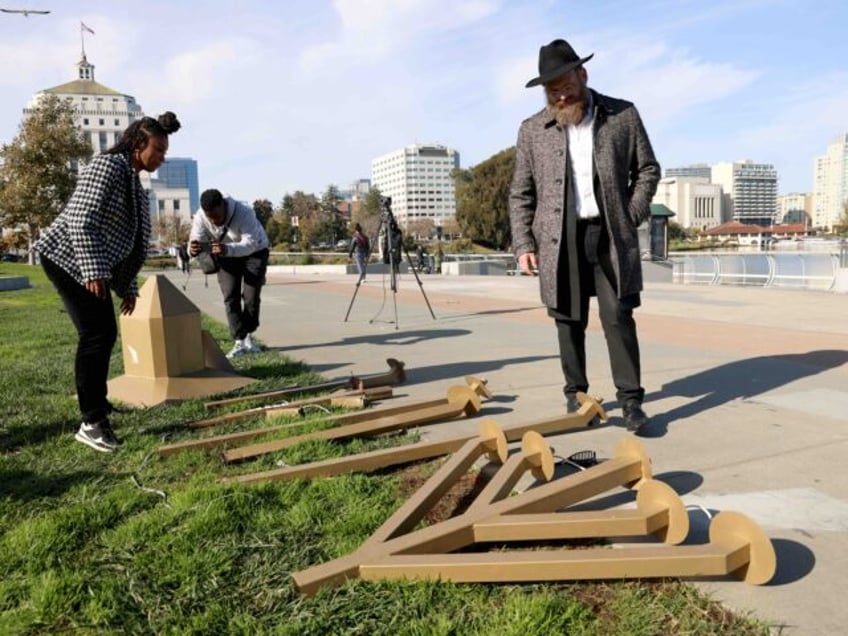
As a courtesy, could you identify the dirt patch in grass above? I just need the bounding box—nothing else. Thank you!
[395,460,488,525]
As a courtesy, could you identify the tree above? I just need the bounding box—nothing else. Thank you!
[154,213,191,246]
[453,146,515,250]
[836,200,848,236]
[316,184,346,245]
[354,187,384,243]
[406,217,435,241]
[284,190,321,249]
[252,198,273,228]
[0,95,93,263]
[667,220,688,241]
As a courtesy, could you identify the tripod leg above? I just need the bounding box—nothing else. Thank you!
[344,274,365,322]
[403,245,437,320]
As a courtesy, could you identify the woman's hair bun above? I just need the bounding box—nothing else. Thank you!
[157,111,181,134]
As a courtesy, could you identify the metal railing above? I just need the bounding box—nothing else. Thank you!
[672,251,841,290]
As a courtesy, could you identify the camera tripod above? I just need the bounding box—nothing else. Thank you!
[344,196,436,329]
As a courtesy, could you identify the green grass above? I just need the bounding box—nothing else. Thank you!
[0,263,772,635]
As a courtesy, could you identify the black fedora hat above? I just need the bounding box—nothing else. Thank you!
[525,39,594,88]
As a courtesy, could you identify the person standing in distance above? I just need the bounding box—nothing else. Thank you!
[509,39,660,433]
[189,189,270,358]
[348,223,370,280]
[36,111,182,452]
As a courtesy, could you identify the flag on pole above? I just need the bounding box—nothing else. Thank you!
[81,21,95,34]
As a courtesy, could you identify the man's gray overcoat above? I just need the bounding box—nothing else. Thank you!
[509,89,660,319]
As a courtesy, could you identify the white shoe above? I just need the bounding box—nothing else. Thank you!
[244,333,262,353]
[226,339,249,359]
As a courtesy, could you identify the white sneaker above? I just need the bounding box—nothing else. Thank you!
[244,333,262,353]
[75,419,121,453]
[226,339,249,359]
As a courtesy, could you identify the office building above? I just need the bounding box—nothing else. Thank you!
[812,133,848,230]
[664,164,712,180]
[653,176,723,230]
[777,192,813,226]
[371,144,460,228]
[154,158,200,214]
[711,160,778,226]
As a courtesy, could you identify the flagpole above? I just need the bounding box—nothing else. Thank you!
[80,23,85,57]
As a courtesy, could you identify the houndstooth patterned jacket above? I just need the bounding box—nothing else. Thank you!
[35,153,149,298]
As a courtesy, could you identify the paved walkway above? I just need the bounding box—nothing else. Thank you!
[164,267,848,635]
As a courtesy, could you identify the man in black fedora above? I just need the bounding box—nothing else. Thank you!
[509,38,660,433]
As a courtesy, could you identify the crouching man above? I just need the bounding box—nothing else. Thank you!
[190,188,270,358]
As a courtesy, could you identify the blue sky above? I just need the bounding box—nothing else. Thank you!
[1,0,847,204]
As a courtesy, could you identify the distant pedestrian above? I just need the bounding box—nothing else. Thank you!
[509,38,660,433]
[189,188,270,358]
[36,111,182,452]
[348,223,370,279]
[177,242,191,274]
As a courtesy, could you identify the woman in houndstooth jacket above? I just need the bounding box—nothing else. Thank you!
[36,112,181,453]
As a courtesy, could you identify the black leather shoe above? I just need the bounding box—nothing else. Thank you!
[623,401,649,433]
[566,394,581,414]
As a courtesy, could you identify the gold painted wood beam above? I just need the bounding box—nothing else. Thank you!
[226,393,605,485]
[359,511,775,586]
[221,385,483,463]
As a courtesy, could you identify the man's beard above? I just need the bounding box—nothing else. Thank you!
[547,90,588,126]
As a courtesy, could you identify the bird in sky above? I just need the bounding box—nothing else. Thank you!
[0,7,51,16]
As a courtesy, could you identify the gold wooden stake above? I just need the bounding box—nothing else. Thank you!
[202,358,406,411]
[221,384,483,463]
[225,392,606,485]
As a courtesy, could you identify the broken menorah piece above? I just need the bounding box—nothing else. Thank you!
[161,376,490,459]
[291,434,776,595]
[223,391,605,485]
[221,381,486,463]
[203,357,406,411]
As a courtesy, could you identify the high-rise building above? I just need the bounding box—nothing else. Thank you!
[24,47,201,241]
[153,158,200,213]
[371,144,460,228]
[812,133,848,230]
[664,164,712,180]
[653,176,723,230]
[711,160,778,226]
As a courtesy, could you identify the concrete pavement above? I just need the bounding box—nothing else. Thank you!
[163,267,848,635]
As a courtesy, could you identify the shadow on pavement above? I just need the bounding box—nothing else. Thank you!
[769,538,816,585]
[643,350,848,438]
[271,328,473,352]
[408,355,559,385]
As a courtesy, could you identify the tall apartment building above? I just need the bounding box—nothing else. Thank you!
[776,192,813,225]
[653,176,723,230]
[711,160,778,226]
[371,144,460,228]
[664,163,712,180]
[24,50,200,237]
[812,133,848,230]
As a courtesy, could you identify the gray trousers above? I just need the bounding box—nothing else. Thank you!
[216,248,269,340]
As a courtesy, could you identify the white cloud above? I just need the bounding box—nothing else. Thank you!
[298,0,500,73]
[131,37,263,107]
